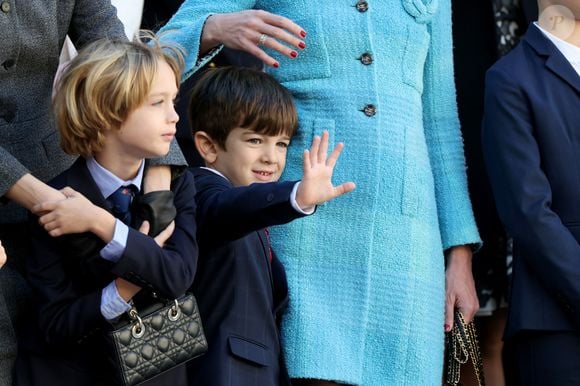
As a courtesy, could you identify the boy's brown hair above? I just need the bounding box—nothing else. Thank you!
[188,67,298,149]
[54,32,184,157]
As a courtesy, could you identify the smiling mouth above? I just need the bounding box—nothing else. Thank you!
[253,170,274,180]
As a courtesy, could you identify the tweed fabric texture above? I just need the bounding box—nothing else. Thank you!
[162,1,481,384]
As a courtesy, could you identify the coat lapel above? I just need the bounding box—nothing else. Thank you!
[65,157,112,211]
[525,24,580,94]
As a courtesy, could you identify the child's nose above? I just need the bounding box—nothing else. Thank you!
[168,105,179,123]
[262,145,278,164]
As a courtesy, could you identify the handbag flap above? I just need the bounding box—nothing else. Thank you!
[227,336,271,367]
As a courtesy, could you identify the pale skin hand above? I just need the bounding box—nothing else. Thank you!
[444,245,479,331]
[201,10,306,68]
[5,173,66,213]
[115,220,175,301]
[30,165,172,238]
[32,187,116,240]
[295,131,356,209]
[0,241,6,269]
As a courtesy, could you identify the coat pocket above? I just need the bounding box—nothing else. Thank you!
[228,336,271,367]
[401,24,430,94]
[271,15,331,83]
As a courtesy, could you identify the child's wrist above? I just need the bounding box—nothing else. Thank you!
[92,207,116,242]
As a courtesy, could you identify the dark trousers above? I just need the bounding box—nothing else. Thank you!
[508,331,580,386]
[0,223,34,386]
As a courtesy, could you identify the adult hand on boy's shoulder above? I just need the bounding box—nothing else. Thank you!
[32,187,116,240]
[296,130,355,210]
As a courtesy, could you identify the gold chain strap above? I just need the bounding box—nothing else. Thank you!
[445,310,486,386]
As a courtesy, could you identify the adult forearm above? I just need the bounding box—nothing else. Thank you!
[5,174,66,211]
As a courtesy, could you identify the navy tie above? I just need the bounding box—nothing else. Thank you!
[108,185,136,225]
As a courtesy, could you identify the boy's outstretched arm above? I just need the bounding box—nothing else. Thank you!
[295,131,355,210]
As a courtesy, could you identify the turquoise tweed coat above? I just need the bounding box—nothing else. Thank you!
[162,1,480,384]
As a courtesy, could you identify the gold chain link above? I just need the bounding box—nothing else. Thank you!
[444,310,486,386]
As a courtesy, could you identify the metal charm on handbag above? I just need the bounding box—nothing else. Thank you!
[108,292,207,386]
[444,310,486,386]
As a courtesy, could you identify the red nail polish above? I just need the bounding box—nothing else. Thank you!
[300,30,307,38]
[290,51,298,58]
[298,42,306,49]
[444,324,450,332]
[273,62,279,68]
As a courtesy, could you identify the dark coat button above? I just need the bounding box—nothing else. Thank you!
[2,59,15,70]
[266,193,274,202]
[1,1,10,13]
[355,0,369,12]
[362,104,376,117]
[359,52,373,65]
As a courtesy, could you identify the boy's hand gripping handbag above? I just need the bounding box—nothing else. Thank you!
[108,293,207,386]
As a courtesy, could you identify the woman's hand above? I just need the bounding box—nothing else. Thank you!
[202,10,306,68]
[444,245,479,331]
[0,241,6,269]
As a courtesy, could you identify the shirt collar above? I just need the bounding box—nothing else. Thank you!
[534,22,580,76]
[200,166,230,182]
[86,157,144,199]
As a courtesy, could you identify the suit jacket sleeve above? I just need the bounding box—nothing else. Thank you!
[26,172,198,344]
[482,67,580,322]
[195,171,305,242]
[422,0,481,250]
[111,171,198,299]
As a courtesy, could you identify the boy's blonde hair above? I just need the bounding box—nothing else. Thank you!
[54,32,184,157]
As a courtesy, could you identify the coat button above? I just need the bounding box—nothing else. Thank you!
[1,1,10,13]
[2,59,15,70]
[359,52,373,65]
[362,104,376,117]
[355,0,369,12]
[266,193,274,202]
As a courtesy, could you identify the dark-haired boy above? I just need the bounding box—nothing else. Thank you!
[482,1,580,384]
[186,67,355,386]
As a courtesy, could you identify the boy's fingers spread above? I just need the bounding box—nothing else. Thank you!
[310,136,320,164]
[318,131,329,162]
[303,149,311,171]
[335,182,356,197]
[326,143,344,168]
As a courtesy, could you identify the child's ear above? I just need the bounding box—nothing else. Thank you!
[194,131,219,164]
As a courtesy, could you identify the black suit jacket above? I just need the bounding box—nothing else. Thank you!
[188,168,306,386]
[482,25,580,338]
[16,158,198,385]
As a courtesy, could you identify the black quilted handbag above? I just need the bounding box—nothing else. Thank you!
[108,293,207,386]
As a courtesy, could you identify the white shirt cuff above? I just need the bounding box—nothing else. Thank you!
[100,219,128,262]
[101,281,132,321]
[290,182,315,215]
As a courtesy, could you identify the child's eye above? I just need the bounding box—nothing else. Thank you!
[152,99,164,106]
[247,138,262,145]
[277,142,289,148]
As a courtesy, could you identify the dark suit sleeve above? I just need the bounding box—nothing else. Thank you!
[26,173,197,344]
[111,171,198,299]
[68,0,126,47]
[194,171,306,241]
[27,221,108,345]
[482,67,580,321]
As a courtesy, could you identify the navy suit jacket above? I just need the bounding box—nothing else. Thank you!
[482,25,580,338]
[16,158,198,385]
[188,168,307,386]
